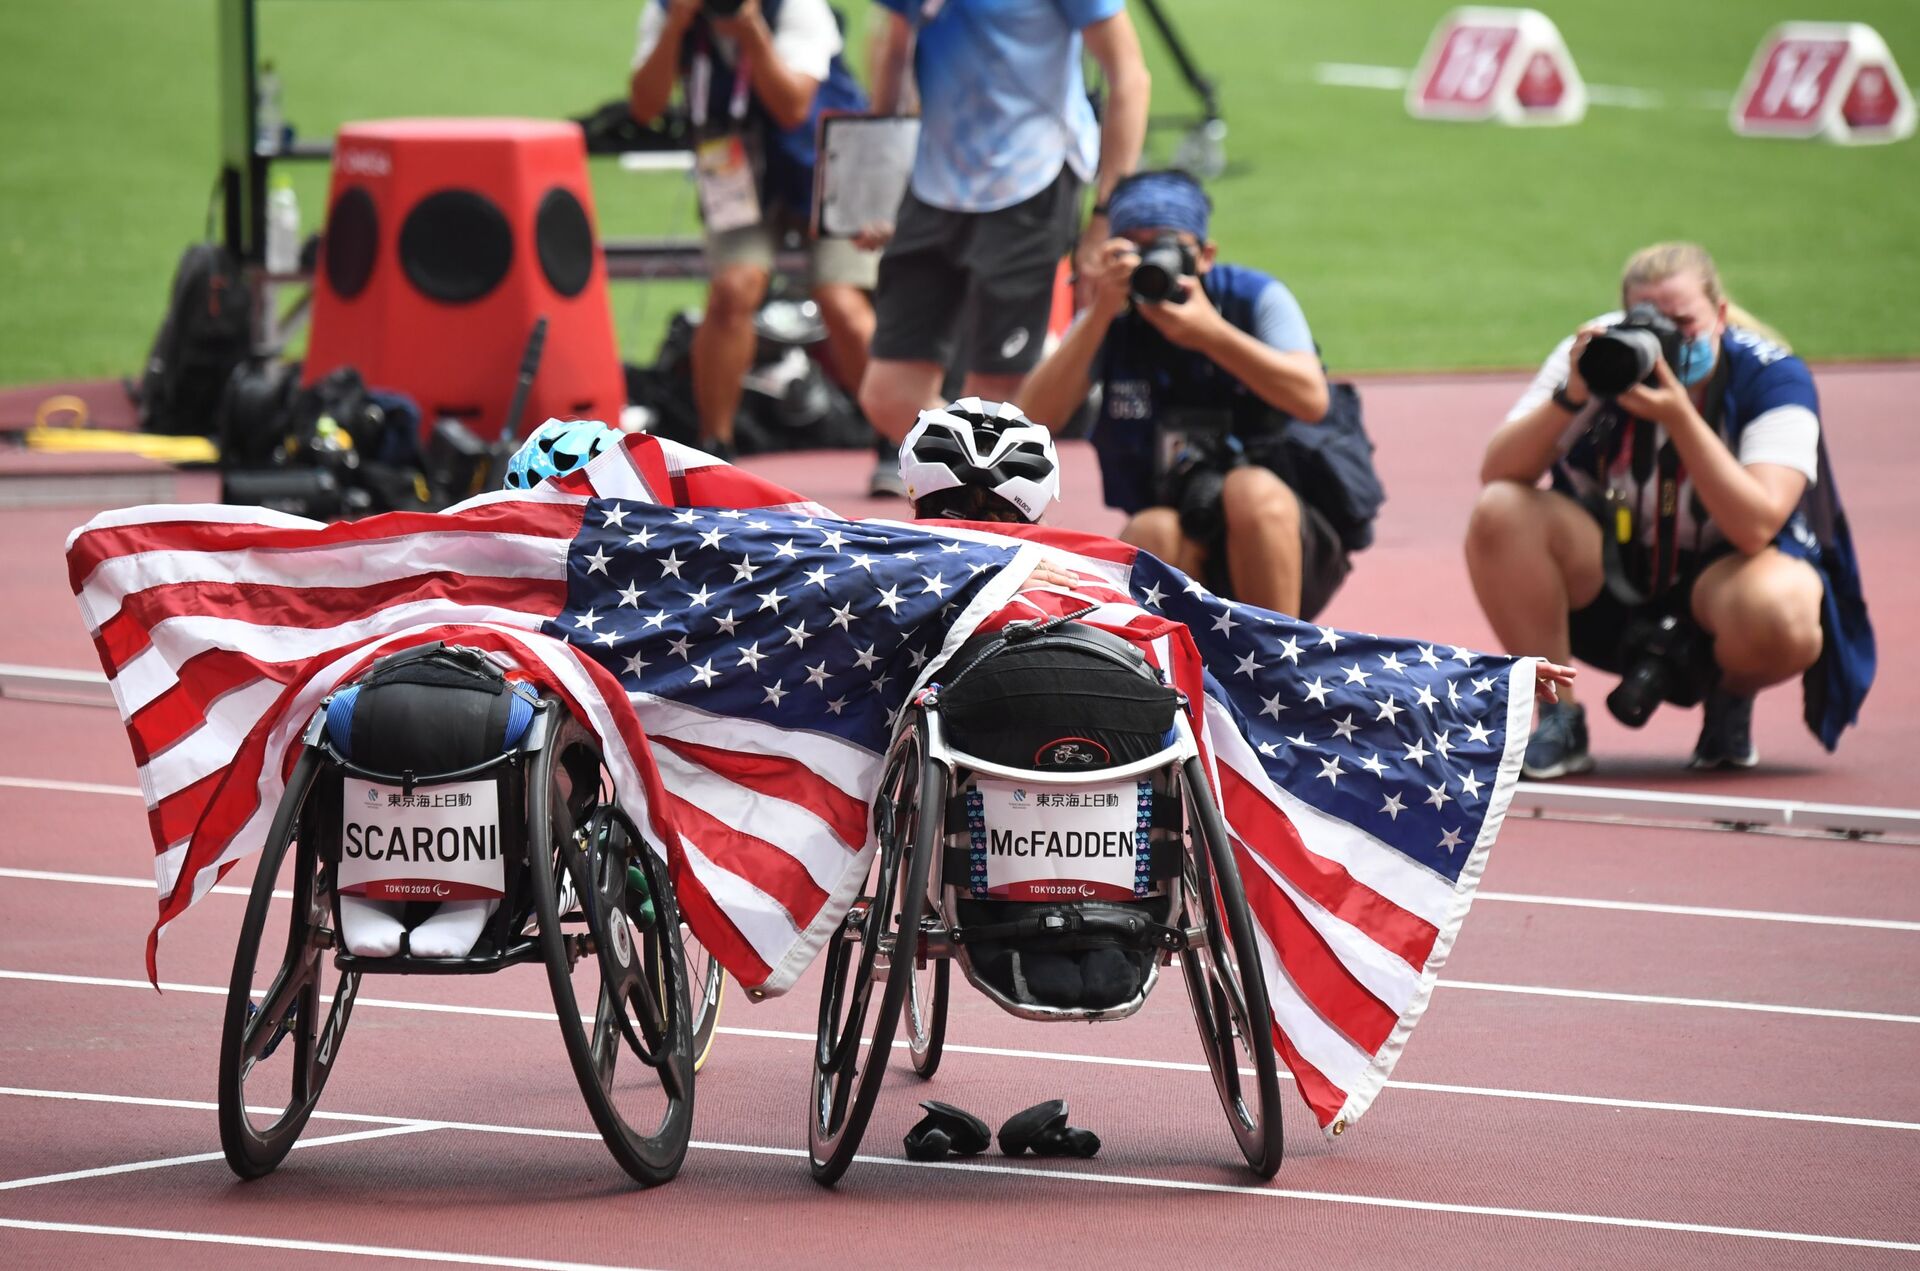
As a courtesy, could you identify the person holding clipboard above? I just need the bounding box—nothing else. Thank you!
[851,0,1151,497]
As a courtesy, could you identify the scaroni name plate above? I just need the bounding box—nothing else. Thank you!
[339,777,505,901]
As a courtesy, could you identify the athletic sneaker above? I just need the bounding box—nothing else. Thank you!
[1690,689,1759,770]
[868,441,906,498]
[1523,700,1595,779]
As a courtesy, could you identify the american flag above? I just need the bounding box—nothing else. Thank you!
[68,433,1534,1136]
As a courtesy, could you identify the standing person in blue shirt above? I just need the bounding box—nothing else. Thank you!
[1467,242,1873,777]
[1018,170,1352,620]
[856,0,1150,496]
[630,0,877,458]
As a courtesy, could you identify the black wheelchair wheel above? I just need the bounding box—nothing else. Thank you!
[905,947,949,1079]
[680,925,727,1073]
[218,750,361,1180]
[529,712,695,1186]
[1177,755,1285,1178]
[807,714,941,1184]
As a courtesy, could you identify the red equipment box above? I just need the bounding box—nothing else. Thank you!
[304,119,626,442]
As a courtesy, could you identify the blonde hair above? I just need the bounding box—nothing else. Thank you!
[1620,242,1790,350]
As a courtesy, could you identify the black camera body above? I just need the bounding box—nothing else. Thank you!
[703,0,747,15]
[1605,610,1715,728]
[1130,234,1198,305]
[1158,429,1244,545]
[1578,302,1684,399]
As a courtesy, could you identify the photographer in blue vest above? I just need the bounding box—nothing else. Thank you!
[1020,170,1366,620]
[630,0,876,458]
[1467,242,1874,777]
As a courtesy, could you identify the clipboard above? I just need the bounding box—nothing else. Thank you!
[812,114,921,238]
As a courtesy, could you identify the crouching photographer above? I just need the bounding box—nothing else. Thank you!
[1466,242,1873,778]
[1018,171,1379,620]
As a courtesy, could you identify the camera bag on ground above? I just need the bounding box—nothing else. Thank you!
[138,242,254,437]
[627,303,878,455]
[936,620,1183,1010]
[220,364,431,518]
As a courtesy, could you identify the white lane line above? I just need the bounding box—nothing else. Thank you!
[9,953,1914,1026]
[0,776,142,798]
[1,1089,1914,1252]
[1442,979,1920,1024]
[1314,62,1411,89]
[0,1124,437,1191]
[1476,890,1920,932]
[7,969,1920,1134]
[0,1219,664,1271]
[14,865,1917,934]
[0,867,284,901]
[1312,62,1684,110]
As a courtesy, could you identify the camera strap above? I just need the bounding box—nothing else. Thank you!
[688,31,754,133]
[689,31,762,233]
[1590,353,1732,607]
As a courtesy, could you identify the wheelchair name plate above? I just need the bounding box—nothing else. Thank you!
[339,778,505,901]
[969,778,1152,902]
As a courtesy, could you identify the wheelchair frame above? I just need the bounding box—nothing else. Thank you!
[216,687,700,1187]
[807,695,1286,1184]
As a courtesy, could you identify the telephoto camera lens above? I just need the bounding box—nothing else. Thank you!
[1577,303,1683,398]
[1605,655,1672,728]
[1129,235,1191,304]
[1578,327,1664,398]
[1604,612,1710,727]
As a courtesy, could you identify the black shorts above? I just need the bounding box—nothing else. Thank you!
[1202,488,1351,623]
[870,166,1083,376]
[1567,540,1729,672]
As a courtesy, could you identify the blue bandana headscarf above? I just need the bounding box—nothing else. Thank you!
[1108,171,1212,240]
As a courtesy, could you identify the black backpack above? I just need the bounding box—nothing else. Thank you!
[138,242,253,437]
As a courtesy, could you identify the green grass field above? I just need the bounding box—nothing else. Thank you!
[1,0,1915,386]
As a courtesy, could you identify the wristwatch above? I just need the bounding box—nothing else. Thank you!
[1551,382,1589,414]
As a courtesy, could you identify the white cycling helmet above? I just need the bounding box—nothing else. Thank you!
[900,397,1059,523]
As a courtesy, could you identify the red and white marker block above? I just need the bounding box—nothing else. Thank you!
[1407,8,1587,126]
[1731,23,1914,145]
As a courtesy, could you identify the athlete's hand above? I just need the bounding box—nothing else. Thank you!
[1533,659,1577,704]
[1020,559,1082,591]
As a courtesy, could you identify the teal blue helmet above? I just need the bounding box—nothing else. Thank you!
[504,419,621,490]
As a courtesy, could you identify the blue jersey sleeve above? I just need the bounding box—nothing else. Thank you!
[1748,353,1820,419]
[1251,279,1316,355]
[1058,0,1126,29]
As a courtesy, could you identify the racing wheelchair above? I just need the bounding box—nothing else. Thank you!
[216,643,714,1186]
[806,617,1285,1183]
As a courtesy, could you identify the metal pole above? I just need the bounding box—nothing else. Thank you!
[1132,0,1220,122]
[215,0,264,263]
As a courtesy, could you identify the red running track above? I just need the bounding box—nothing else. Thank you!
[2,364,1917,1268]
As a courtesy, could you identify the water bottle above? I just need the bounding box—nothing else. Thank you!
[255,59,283,152]
[266,171,301,275]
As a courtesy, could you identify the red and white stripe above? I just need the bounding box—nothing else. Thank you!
[70,432,1532,1138]
[66,434,916,995]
